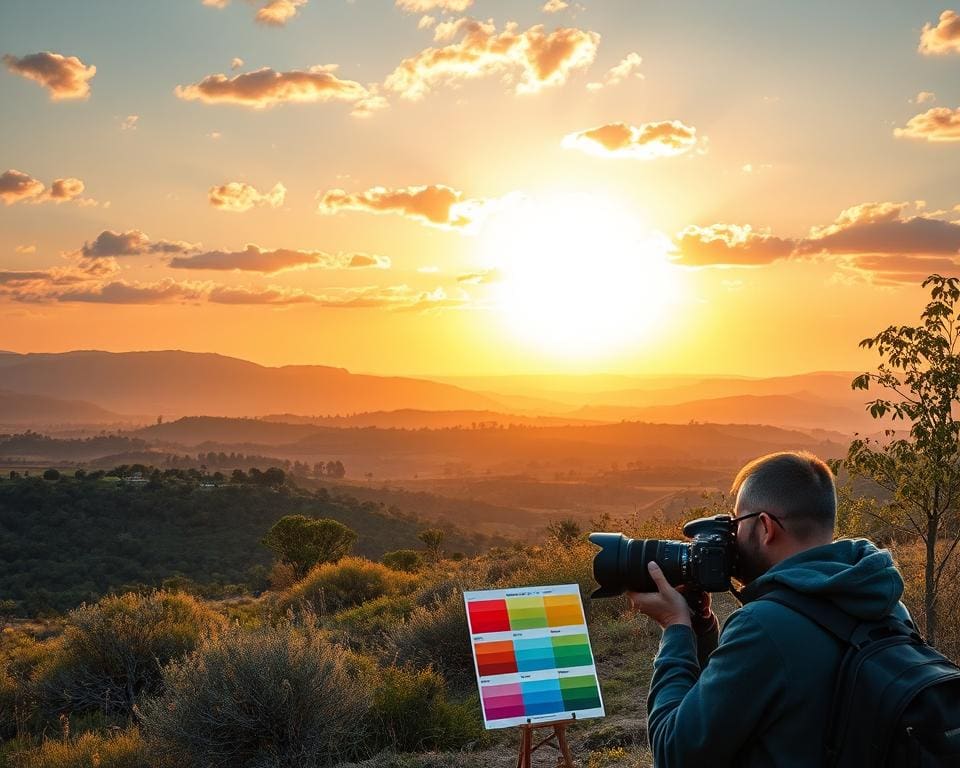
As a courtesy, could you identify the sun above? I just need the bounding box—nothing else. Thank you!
[478,193,683,361]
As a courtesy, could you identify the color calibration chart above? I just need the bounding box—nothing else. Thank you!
[464,584,605,729]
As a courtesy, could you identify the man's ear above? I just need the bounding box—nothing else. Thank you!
[760,513,777,546]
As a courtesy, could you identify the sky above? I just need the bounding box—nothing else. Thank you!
[1,0,959,377]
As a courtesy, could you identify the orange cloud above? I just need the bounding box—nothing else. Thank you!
[672,224,796,267]
[673,203,960,283]
[894,107,960,142]
[0,170,89,205]
[81,230,197,258]
[542,0,569,12]
[396,0,473,12]
[317,184,491,229]
[586,52,643,91]
[203,0,230,7]
[208,181,286,212]
[169,245,390,273]
[562,121,698,159]
[3,52,95,100]
[255,0,307,26]
[175,66,371,109]
[384,19,599,99]
[457,269,500,284]
[919,10,960,55]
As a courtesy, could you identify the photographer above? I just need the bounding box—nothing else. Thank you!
[628,451,911,768]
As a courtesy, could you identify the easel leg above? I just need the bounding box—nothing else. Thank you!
[555,724,574,768]
[516,725,532,768]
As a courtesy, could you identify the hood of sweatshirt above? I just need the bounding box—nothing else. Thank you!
[739,538,904,620]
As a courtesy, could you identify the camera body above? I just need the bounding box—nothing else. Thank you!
[589,514,738,597]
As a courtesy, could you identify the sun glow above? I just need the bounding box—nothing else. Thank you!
[479,194,683,361]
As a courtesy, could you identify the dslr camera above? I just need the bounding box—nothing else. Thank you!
[589,515,739,597]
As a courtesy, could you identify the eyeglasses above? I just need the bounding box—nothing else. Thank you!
[730,510,786,530]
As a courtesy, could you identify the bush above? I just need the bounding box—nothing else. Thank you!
[325,595,416,649]
[372,665,482,752]
[382,550,423,573]
[8,728,149,768]
[279,557,417,615]
[33,591,224,720]
[144,618,372,767]
[388,593,474,691]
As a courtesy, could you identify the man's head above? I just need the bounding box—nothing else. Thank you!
[730,451,837,583]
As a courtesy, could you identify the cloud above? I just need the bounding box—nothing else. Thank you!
[395,0,473,12]
[15,244,37,255]
[894,107,960,142]
[672,224,797,267]
[231,57,244,69]
[418,15,436,30]
[562,120,698,159]
[203,0,230,7]
[0,170,45,204]
[317,184,493,229]
[175,65,371,109]
[255,0,307,26]
[800,203,960,257]
[3,51,96,100]
[586,52,643,91]
[542,0,569,12]
[120,114,139,130]
[914,91,936,104]
[673,202,960,283]
[919,10,960,55]
[169,244,390,273]
[80,230,197,258]
[384,19,599,99]
[457,268,500,284]
[208,181,286,212]
[0,169,91,206]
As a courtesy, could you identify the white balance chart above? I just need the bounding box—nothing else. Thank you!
[463,583,605,730]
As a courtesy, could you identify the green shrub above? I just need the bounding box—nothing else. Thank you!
[33,591,224,720]
[372,665,482,752]
[279,557,417,615]
[9,728,149,768]
[388,593,474,691]
[325,595,416,649]
[382,550,424,573]
[144,617,373,767]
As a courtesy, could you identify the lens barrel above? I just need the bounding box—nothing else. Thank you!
[588,532,688,597]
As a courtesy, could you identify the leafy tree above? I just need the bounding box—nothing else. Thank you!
[262,515,357,577]
[844,274,960,645]
[42,469,60,481]
[417,528,444,561]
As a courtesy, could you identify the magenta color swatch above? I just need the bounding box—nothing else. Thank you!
[481,682,525,721]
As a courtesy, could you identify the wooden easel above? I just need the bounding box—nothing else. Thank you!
[515,719,574,768]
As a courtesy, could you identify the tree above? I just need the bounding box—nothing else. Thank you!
[844,274,960,646]
[42,468,60,481]
[418,528,445,561]
[262,515,357,577]
[546,518,582,546]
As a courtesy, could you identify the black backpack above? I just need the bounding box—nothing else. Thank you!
[756,588,960,767]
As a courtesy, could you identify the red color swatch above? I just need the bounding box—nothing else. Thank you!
[467,598,511,634]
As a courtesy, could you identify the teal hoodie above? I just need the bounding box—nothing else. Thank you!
[646,538,910,768]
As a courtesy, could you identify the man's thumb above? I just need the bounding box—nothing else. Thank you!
[647,561,669,590]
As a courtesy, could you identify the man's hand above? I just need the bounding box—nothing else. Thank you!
[626,562,693,629]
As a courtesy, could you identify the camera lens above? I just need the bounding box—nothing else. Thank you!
[588,532,688,597]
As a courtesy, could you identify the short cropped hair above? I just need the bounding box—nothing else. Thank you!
[731,451,836,539]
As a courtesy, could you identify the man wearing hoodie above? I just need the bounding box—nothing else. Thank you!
[629,450,910,768]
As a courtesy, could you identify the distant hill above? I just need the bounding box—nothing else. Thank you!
[260,409,600,429]
[0,390,131,427]
[572,392,874,434]
[0,350,505,418]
